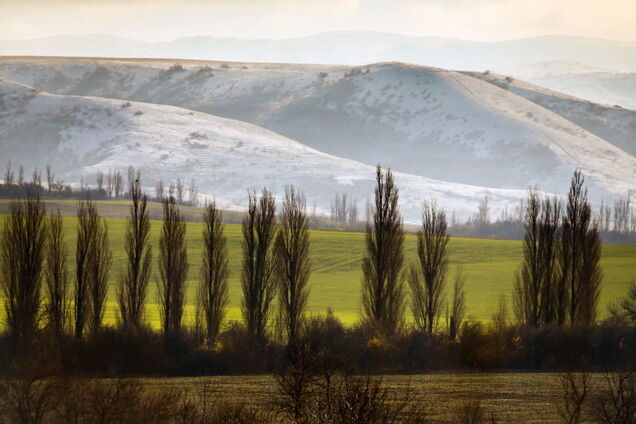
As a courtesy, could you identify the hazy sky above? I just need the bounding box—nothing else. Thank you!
[1,0,635,42]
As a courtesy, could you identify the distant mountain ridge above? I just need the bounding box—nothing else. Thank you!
[2,32,636,72]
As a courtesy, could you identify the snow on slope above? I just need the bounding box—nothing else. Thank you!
[496,61,636,111]
[465,70,636,157]
[0,58,634,199]
[0,79,533,222]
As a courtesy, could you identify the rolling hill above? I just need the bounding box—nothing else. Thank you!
[0,79,532,222]
[465,70,636,157]
[0,58,634,199]
[0,58,636,202]
[497,61,636,111]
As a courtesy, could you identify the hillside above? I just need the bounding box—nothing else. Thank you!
[1,58,635,200]
[0,79,533,222]
[497,61,636,110]
[465,70,636,157]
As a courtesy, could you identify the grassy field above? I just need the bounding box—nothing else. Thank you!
[140,373,594,423]
[1,199,635,327]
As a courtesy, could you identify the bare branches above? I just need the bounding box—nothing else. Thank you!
[157,196,189,338]
[409,200,449,334]
[275,186,311,352]
[0,194,47,348]
[361,166,405,337]
[197,201,229,348]
[241,189,277,342]
[118,175,152,329]
[44,211,69,340]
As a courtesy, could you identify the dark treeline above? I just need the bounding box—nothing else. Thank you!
[0,167,635,381]
[451,192,636,244]
[0,161,200,207]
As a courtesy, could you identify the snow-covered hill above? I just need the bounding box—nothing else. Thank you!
[0,79,533,222]
[497,61,636,111]
[0,58,634,199]
[465,70,636,157]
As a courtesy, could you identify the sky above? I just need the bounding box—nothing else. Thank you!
[1,0,635,42]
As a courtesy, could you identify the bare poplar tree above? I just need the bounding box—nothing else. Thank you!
[473,196,490,225]
[514,190,542,327]
[176,178,185,205]
[158,196,189,338]
[106,169,114,198]
[87,208,112,335]
[515,191,563,327]
[155,178,165,201]
[539,196,562,326]
[96,171,104,192]
[17,165,24,186]
[409,200,449,334]
[579,223,601,325]
[118,176,152,329]
[4,160,14,185]
[449,267,466,341]
[31,167,41,187]
[45,211,69,340]
[241,189,277,342]
[188,178,199,207]
[0,194,47,347]
[275,186,311,351]
[46,165,54,192]
[361,166,405,337]
[75,200,92,338]
[197,201,229,347]
[113,169,123,199]
[560,171,601,326]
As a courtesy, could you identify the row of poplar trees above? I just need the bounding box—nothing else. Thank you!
[514,170,602,327]
[358,168,602,338]
[0,174,311,355]
[1,166,601,356]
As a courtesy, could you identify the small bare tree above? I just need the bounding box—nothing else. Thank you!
[158,196,189,338]
[197,201,229,348]
[188,178,199,207]
[176,178,185,205]
[561,171,601,326]
[409,200,449,334]
[31,167,41,187]
[449,267,466,341]
[106,169,114,198]
[118,176,152,329]
[17,165,24,186]
[155,178,165,201]
[4,160,14,185]
[87,208,112,335]
[74,200,91,338]
[44,211,69,340]
[96,171,104,192]
[0,194,47,347]
[275,186,311,353]
[241,189,277,342]
[113,169,123,199]
[592,371,636,424]
[45,165,54,193]
[557,371,591,424]
[361,166,405,337]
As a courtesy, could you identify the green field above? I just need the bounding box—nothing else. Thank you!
[1,199,635,327]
